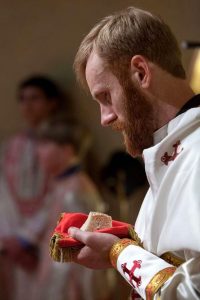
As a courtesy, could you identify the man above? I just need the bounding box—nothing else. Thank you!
[68,7,200,300]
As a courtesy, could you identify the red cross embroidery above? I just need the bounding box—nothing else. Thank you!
[121,260,142,288]
[161,140,183,165]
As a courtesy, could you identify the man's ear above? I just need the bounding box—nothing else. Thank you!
[130,55,151,89]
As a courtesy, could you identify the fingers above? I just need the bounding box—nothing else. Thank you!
[68,227,119,269]
[68,227,119,251]
[68,227,91,245]
[69,227,104,249]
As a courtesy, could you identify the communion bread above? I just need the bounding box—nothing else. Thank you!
[80,212,112,232]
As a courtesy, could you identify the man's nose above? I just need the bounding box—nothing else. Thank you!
[100,105,117,126]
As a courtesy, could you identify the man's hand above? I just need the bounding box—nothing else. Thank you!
[68,227,119,269]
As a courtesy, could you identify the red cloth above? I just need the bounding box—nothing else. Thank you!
[53,212,132,248]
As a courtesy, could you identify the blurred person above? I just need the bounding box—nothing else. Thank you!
[0,75,68,300]
[67,6,200,300]
[35,116,111,300]
[101,151,148,223]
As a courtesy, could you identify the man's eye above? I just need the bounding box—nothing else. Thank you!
[102,92,110,104]
[94,92,110,104]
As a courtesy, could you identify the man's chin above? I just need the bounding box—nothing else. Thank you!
[126,147,142,158]
[123,139,143,158]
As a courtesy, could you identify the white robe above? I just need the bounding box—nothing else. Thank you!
[116,107,200,299]
[0,132,52,300]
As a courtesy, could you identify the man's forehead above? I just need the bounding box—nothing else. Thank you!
[85,51,108,88]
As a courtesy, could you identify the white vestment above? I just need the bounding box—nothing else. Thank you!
[116,107,200,299]
[0,132,52,300]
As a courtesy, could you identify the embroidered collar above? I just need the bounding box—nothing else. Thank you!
[153,124,168,145]
[153,94,200,145]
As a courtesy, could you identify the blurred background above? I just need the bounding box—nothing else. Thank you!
[0,1,199,300]
[0,0,199,163]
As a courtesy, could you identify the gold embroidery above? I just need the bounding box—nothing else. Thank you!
[145,267,176,300]
[49,233,63,261]
[128,226,143,247]
[160,252,185,267]
[109,238,139,268]
[49,233,80,262]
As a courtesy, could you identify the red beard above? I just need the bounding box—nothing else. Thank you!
[111,84,154,157]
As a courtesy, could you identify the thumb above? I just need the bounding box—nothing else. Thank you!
[68,227,90,244]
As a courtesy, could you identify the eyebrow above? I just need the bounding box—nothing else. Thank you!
[93,81,111,95]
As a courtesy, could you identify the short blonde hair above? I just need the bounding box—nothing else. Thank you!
[74,7,185,89]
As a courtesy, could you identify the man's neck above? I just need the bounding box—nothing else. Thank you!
[150,73,195,129]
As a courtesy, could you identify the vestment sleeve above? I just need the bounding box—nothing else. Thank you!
[111,242,200,299]
[159,256,200,300]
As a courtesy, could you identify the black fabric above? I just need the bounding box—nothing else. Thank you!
[101,151,147,197]
[176,94,200,116]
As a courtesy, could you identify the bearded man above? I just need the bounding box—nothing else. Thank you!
[68,7,200,299]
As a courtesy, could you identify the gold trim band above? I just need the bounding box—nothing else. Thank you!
[109,238,139,268]
[145,267,176,300]
[128,226,143,247]
[160,252,185,267]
